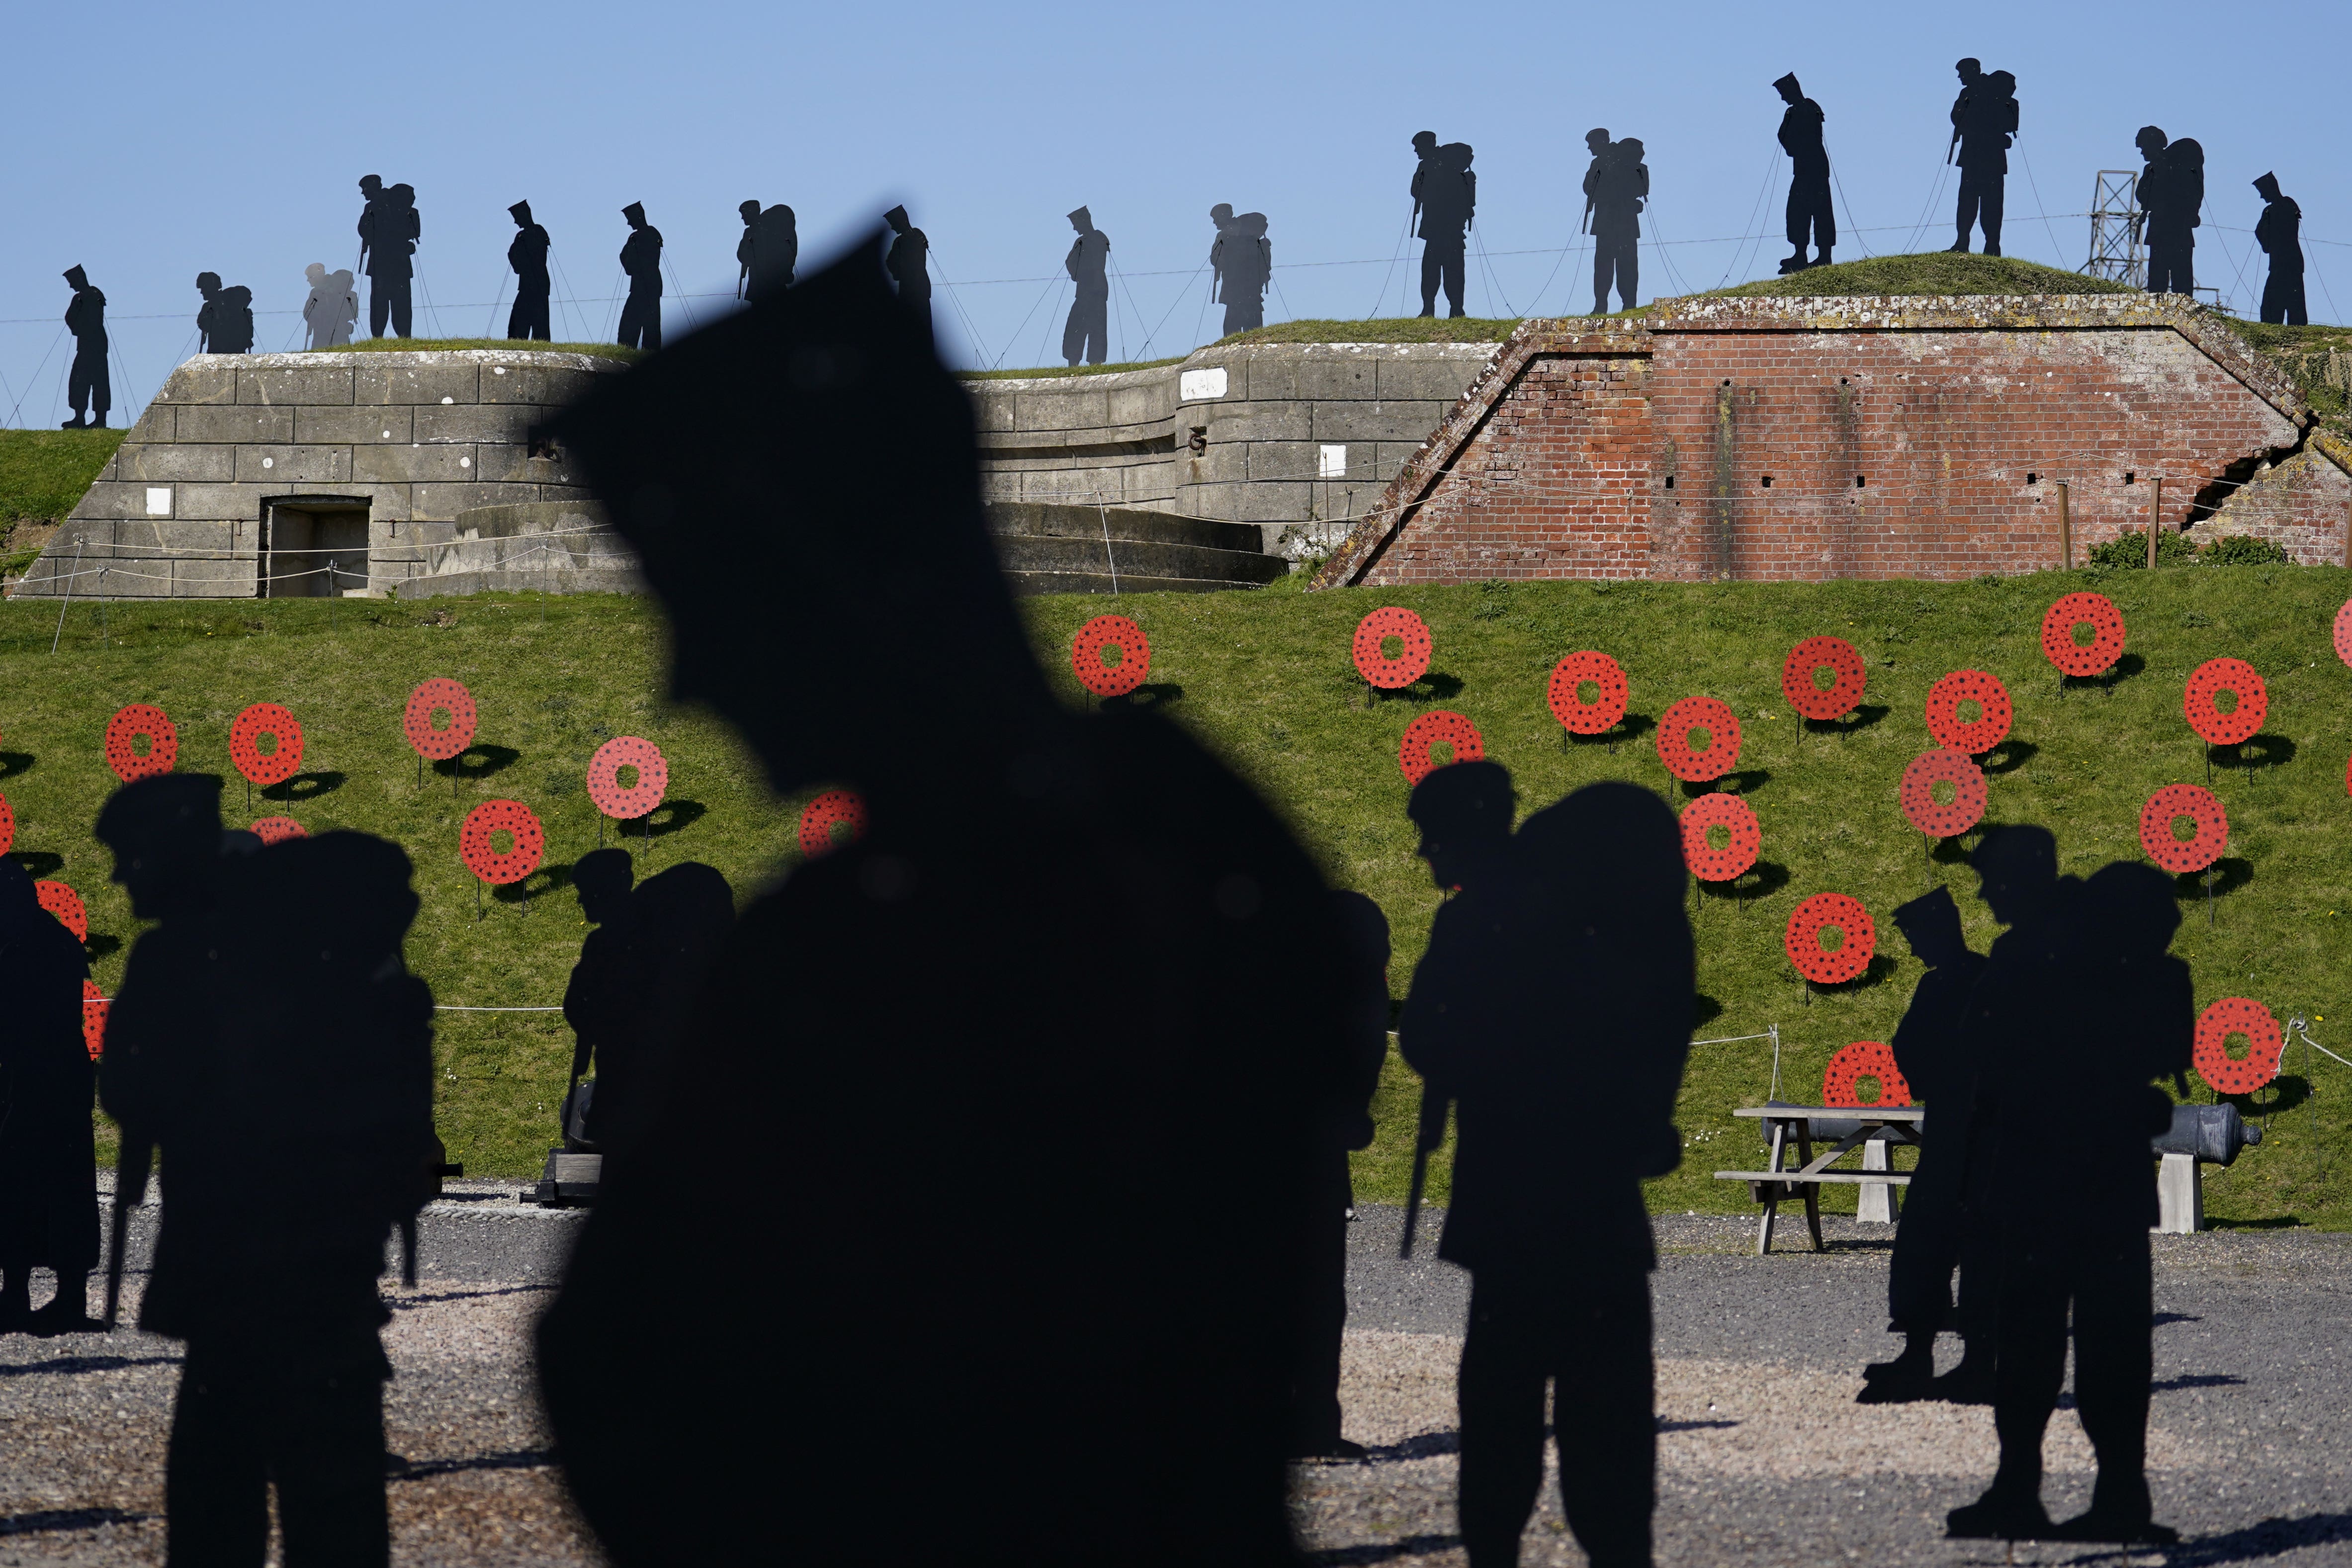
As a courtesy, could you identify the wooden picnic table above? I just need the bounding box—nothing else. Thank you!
[1714,1104,1927,1256]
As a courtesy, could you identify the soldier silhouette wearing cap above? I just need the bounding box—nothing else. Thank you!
[1582,130,1648,315]
[1857,885,1990,1405]
[60,266,108,429]
[1413,139,1476,318]
[536,240,1362,1567]
[1062,206,1110,366]
[0,857,102,1336]
[884,205,932,347]
[356,175,420,338]
[617,202,663,352]
[2135,127,2203,296]
[1773,74,1834,272]
[508,201,553,342]
[1209,204,1271,338]
[1948,59,2018,255]
[2254,172,2306,325]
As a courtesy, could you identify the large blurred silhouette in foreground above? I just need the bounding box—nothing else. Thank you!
[100,780,437,1564]
[0,857,99,1334]
[1402,767,1690,1568]
[539,236,1358,1565]
[1946,836,2186,1545]
[1858,885,1987,1403]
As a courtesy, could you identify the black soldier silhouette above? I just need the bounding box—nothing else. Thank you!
[1948,60,2018,255]
[61,265,108,430]
[1856,885,1989,1404]
[0,857,101,1335]
[883,204,933,346]
[563,857,734,1160]
[1209,204,1272,338]
[1582,129,1648,314]
[507,200,553,342]
[1412,137,1476,318]
[1062,205,1111,366]
[1774,74,1834,272]
[196,272,255,354]
[356,175,420,338]
[616,202,663,352]
[537,237,1360,1567]
[2135,128,2202,296]
[1404,768,1691,1568]
[2255,172,2307,325]
[1289,888,1390,1460]
[1949,851,2188,1545]
[741,203,797,304]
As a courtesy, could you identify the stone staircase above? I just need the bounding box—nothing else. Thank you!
[985,502,1289,595]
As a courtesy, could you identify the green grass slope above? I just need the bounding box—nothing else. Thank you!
[7,568,2352,1232]
[1715,252,2136,300]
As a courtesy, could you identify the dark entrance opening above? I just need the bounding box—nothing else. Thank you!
[261,497,371,598]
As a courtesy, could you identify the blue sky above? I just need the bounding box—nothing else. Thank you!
[3,0,2342,424]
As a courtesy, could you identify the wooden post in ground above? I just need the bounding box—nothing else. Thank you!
[2147,476,2163,567]
[2056,480,2072,568]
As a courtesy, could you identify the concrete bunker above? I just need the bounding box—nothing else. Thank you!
[261,495,371,597]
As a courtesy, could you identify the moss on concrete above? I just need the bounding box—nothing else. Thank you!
[309,339,643,362]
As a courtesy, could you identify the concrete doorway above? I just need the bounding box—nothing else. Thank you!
[262,497,371,598]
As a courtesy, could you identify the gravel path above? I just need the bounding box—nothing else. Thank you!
[1,1203,2346,1566]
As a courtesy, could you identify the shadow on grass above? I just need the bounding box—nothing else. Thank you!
[85,933,121,960]
[8,850,64,879]
[261,770,345,803]
[1708,860,1791,904]
[0,751,31,780]
[1563,711,1655,751]
[2205,1216,2306,1232]
[2230,1074,2311,1117]
[1103,683,1183,711]
[494,861,572,906]
[2213,734,2296,774]
[1692,994,1725,1030]
[2176,858,2254,902]
[1800,702,1889,739]
[439,745,521,785]
[1979,739,2036,776]
[643,799,706,839]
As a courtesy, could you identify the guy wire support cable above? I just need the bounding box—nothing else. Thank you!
[1691,1025,1785,1102]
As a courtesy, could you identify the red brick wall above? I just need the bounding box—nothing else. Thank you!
[1338,299,2347,587]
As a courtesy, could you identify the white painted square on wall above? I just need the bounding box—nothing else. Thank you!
[1178,367,1228,401]
[145,487,172,517]
[1318,444,1347,479]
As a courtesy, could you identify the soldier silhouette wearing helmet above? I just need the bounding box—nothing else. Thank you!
[537,236,1362,1567]
[1413,138,1476,318]
[884,205,932,346]
[1062,206,1111,366]
[0,857,102,1336]
[1209,204,1271,337]
[2254,172,2307,325]
[1948,59,2018,255]
[1582,130,1648,315]
[508,201,553,341]
[60,266,108,429]
[2135,127,2203,296]
[195,272,254,354]
[1774,74,1833,272]
[617,202,663,351]
[356,175,419,338]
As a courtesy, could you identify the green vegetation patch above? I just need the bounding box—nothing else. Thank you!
[0,430,125,525]
[1714,252,2137,300]
[307,339,643,363]
[1216,317,1524,347]
[10,568,2352,1230]
[959,356,1185,381]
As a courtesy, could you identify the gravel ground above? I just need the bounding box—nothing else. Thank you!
[2,1204,2346,1566]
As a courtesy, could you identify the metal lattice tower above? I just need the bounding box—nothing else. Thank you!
[2086,171,2143,287]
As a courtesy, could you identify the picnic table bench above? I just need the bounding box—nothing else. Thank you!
[1714,1103,1926,1256]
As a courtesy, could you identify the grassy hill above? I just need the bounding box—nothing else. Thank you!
[6,566,2352,1233]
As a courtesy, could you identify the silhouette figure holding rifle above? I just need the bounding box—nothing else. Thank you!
[537,234,1362,1567]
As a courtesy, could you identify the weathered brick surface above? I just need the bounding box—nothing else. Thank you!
[1318,297,2349,588]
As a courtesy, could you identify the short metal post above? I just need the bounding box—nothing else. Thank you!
[50,539,84,654]
[2147,477,2163,568]
[2056,480,2072,569]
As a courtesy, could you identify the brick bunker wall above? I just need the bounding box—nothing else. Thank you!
[1323,296,2350,588]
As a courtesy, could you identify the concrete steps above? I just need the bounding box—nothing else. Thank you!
[985,502,1288,596]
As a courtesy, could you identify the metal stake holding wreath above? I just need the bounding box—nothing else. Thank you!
[2140,783,2230,928]
[2040,591,2127,693]
[1678,791,1760,908]
[1352,607,1432,699]
[1548,651,1630,749]
[404,678,479,795]
[1922,670,2012,759]
[1898,749,1988,868]
[2182,658,2267,785]
[587,737,671,849]
[229,702,305,815]
[1780,636,1867,739]
[1783,892,1875,1005]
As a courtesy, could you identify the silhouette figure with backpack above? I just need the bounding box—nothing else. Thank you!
[0,857,101,1335]
[1947,60,2018,255]
[2135,128,2203,296]
[1582,130,1648,314]
[356,175,419,338]
[537,234,1362,1567]
[196,272,255,354]
[302,263,358,349]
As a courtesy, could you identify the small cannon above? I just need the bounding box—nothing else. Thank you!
[2152,1102,2263,1233]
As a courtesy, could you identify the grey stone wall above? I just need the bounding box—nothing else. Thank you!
[964,341,1495,557]
[16,349,623,600]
